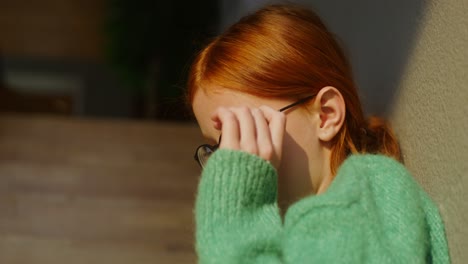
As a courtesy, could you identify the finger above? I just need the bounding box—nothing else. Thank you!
[259,105,286,155]
[212,107,240,150]
[251,108,274,161]
[212,119,222,131]
[230,107,257,154]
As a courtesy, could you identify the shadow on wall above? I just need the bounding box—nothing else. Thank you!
[221,0,428,116]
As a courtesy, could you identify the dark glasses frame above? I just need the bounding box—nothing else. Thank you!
[194,95,316,168]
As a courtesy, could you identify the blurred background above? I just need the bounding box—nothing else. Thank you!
[0,0,219,119]
[0,0,466,263]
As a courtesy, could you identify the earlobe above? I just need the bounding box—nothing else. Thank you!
[315,86,346,142]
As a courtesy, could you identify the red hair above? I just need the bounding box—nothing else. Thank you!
[187,4,401,175]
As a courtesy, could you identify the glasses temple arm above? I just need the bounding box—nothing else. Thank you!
[278,95,316,112]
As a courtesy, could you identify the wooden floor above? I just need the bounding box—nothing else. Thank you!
[0,114,203,264]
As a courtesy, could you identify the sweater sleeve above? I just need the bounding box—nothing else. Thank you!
[194,151,449,264]
[195,149,283,264]
[195,150,379,264]
[195,150,367,264]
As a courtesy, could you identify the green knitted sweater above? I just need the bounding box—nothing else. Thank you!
[195,149,450,263]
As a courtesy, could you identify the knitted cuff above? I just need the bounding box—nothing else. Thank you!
[197,149,278,221]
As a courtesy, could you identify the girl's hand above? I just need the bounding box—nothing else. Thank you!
[211,106,286,170]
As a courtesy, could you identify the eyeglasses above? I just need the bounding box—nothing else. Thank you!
[193,95,316,168]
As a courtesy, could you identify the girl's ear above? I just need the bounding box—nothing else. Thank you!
[313,86,346,142]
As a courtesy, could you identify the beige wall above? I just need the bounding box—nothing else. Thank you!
[390,1,468,263]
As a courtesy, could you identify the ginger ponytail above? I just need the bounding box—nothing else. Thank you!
[361,116,402,161]
[330,115,402,176]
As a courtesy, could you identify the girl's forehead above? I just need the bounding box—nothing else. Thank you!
[192,87,294,120]
[193,89,251,115]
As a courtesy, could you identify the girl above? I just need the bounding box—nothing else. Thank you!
[187,4,449,263]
